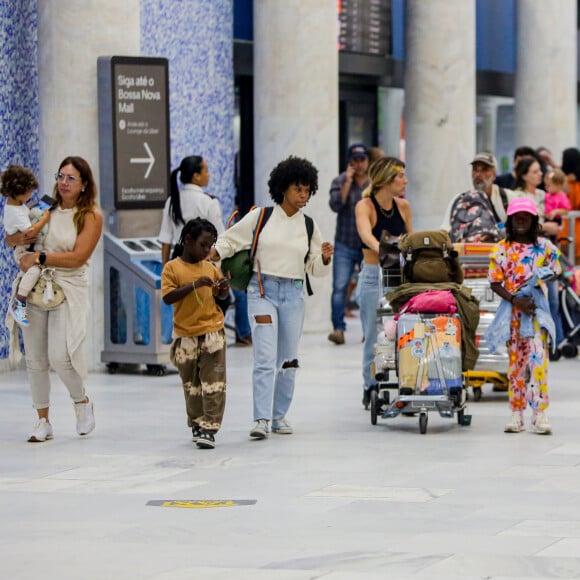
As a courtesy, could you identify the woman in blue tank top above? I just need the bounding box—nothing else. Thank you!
[355,157,413,408]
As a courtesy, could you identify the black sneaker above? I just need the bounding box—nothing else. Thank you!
[196,430,216,449]
[192,425,202,442]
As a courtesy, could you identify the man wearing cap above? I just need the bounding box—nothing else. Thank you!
[328,143,370,345]
[441,152,515,240]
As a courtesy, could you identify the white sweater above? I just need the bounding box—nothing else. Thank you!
[215,205,330,280]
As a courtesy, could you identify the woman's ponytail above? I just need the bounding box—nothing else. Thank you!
[168,167,184,226]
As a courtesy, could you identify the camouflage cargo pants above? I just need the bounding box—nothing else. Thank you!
[170,330,226,433]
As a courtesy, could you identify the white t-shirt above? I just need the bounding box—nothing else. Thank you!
[158,183,224,245]
[3,204,31,235]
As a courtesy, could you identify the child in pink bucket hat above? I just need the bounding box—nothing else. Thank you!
[487,194,561,434]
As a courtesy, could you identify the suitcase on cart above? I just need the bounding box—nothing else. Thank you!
[397,312,463,398]
[368,311,470,434]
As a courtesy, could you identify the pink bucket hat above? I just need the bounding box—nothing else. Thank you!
[507,197,538,217]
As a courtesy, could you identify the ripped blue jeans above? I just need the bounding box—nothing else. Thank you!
[247,274,305,421]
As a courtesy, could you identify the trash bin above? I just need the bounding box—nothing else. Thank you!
[101,233,172,375]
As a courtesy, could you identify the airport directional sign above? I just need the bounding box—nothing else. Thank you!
[98,56,170,210]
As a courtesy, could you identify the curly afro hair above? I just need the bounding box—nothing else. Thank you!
[267,156,318,205]
[1,165,38,199]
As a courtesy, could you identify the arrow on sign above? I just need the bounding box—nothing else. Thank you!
[130,142,155,179]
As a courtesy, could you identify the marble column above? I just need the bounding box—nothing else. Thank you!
[404,0,476,230]
[253,0,339,331]
[37,1,140,370]
[378,87,404,157]
[515,0,577,160]
[141,0,235,219]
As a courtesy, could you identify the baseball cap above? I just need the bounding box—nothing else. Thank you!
[507,197,538,217]
[347,143,369,160]
[470,152,497,170]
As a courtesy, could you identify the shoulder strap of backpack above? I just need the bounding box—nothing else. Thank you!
[499,187,508,211]
[226,209,239,229]
[303,214,314,296]
[304,215,314,254]
[487,187,508,224]
[227,204,258,229]
[250,206,273,260]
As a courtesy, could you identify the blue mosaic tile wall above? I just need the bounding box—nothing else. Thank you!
[0,0,40,361]
[140,0,235,218]
[0,0,235,364]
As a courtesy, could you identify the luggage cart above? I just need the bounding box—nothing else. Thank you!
[371,312,471,434]
[455,244,509,401]
[367,246,402,412]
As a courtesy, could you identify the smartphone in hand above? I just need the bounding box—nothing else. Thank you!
[30,195,58,212]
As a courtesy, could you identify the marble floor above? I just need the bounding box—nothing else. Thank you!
[2,315,580,580]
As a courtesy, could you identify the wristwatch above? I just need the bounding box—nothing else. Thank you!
[36,251,47,266]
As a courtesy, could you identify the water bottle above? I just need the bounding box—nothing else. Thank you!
[439,341,462,382]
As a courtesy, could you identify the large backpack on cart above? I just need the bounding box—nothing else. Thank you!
[399,230,464,284]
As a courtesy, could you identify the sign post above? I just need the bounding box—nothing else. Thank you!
[98,56,170,211]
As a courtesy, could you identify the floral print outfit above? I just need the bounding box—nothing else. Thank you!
[488,239,561,412]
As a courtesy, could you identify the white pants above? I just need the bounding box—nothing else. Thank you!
[21,302,86,409]
[13,246,41,297]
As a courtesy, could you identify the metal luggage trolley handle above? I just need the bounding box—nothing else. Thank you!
[370,314,471,434]
[455,243,510,400]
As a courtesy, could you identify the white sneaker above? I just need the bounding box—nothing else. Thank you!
[504,411,525,433]
[74,399,95,436]
[272,418,293,434]
[28,418,53,442]
[530,412,552,435]
[249,419,270,439]
[10,298,29,327]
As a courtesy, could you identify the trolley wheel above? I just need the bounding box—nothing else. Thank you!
[419,412,428,434]
[107,363,119,375]
[457,408,464,425]
[472,387,482,402]
[561,343,578,359]
[370,389,379,425]
[549,348,562,362]
[146,364,166,376]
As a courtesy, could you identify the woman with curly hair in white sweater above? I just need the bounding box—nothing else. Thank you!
[212,156,333,439]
